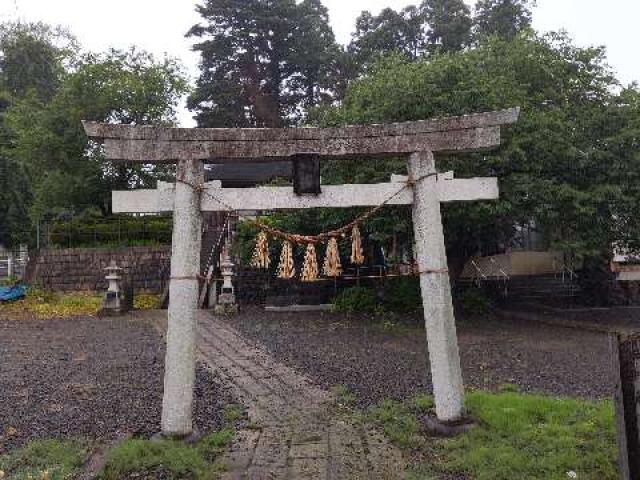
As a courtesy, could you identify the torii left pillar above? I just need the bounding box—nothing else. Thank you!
[161,159,204,437]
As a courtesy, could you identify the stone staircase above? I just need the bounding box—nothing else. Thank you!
[159,213,229,309]
[200,212,229,274]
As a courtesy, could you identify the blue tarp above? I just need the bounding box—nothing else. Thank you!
[0,285,26,302]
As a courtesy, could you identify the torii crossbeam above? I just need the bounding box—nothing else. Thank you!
[84,108,519,437]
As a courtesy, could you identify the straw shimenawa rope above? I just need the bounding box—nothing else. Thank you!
[323,237,342,277]
[250,231,271,269]
[277,240,296,279]
[301,243,320,282]
[350,225,365,265]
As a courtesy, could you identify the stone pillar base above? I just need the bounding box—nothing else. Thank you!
[151,428,202,444]
[214,303,239,315]
[98,307,127,317]
[98,293,129,317]
[422,415,476,437]
[215,293,238,315]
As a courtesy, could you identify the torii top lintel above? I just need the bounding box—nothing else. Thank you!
[82,108,519,164]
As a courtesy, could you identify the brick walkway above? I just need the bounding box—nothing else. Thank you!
[197,312,405,480]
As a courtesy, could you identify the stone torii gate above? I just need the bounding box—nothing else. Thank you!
[84,108,519,437]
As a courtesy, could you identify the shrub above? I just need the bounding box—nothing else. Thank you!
[48,215,172,248]
[459,287,492,315]
[332,286,379,314]
[383,276,422,313]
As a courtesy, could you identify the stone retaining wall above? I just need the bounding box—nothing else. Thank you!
[27,246,171,292]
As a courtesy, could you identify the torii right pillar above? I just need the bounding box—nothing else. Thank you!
[409,151,464,422]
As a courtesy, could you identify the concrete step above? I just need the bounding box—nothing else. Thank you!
[457,273,582,301]
[508,285,580,293]
[508,292,580,299]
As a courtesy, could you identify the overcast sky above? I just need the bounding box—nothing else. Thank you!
[1,0,638,126]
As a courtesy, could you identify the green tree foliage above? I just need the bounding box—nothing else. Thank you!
[5,47,187,218]
[188,0,339,127]
[0,22,74,245]
[317,33,639,276]
[0,22,78,102]
[0,155,31,246]
[422,0,472,52]
[0,22,187,242]
[347,0,473,71]
[349,0,534,69]
[474,0,535,40]
[349,6,427,65]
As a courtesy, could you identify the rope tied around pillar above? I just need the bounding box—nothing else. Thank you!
[415,268,449,275]
[170,275,206,281]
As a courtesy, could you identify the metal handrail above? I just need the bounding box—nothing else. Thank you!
[203,216,231,277]
[0,252,28,280]
[560,265,578,284]
[489,257,510,282]
[470,260,488,287]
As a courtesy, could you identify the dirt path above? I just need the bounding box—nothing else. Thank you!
[197,312,405,479]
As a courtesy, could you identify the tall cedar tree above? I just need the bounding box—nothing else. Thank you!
[422,0,472,52]
[188,0,339,128]
[349,0,472,68]
[349,6,426,65]
[474,0,535,39]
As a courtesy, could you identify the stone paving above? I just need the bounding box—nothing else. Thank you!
[196,312,405,480]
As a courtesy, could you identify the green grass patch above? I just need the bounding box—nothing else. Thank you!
[222,404,245,423]
[0,439,87,480]
[331,385,357,408]
[0,276,19,287]
[366,397,431,449]
[368,391,618,480]
[412,394,434,411]
[99,430,233,480]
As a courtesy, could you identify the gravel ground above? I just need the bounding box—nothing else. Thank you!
[512,303,640,332]
[228,307,614,408]
[0,316,233,454]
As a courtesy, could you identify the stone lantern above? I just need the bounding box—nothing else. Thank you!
[100,260,125,316]
[214,246,238,314]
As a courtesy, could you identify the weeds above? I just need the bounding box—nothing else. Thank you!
[0,290,161,320]
[100,430,233,480]
[0,439,87,480]
[331,385,357,407]
[222,404,245,424]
